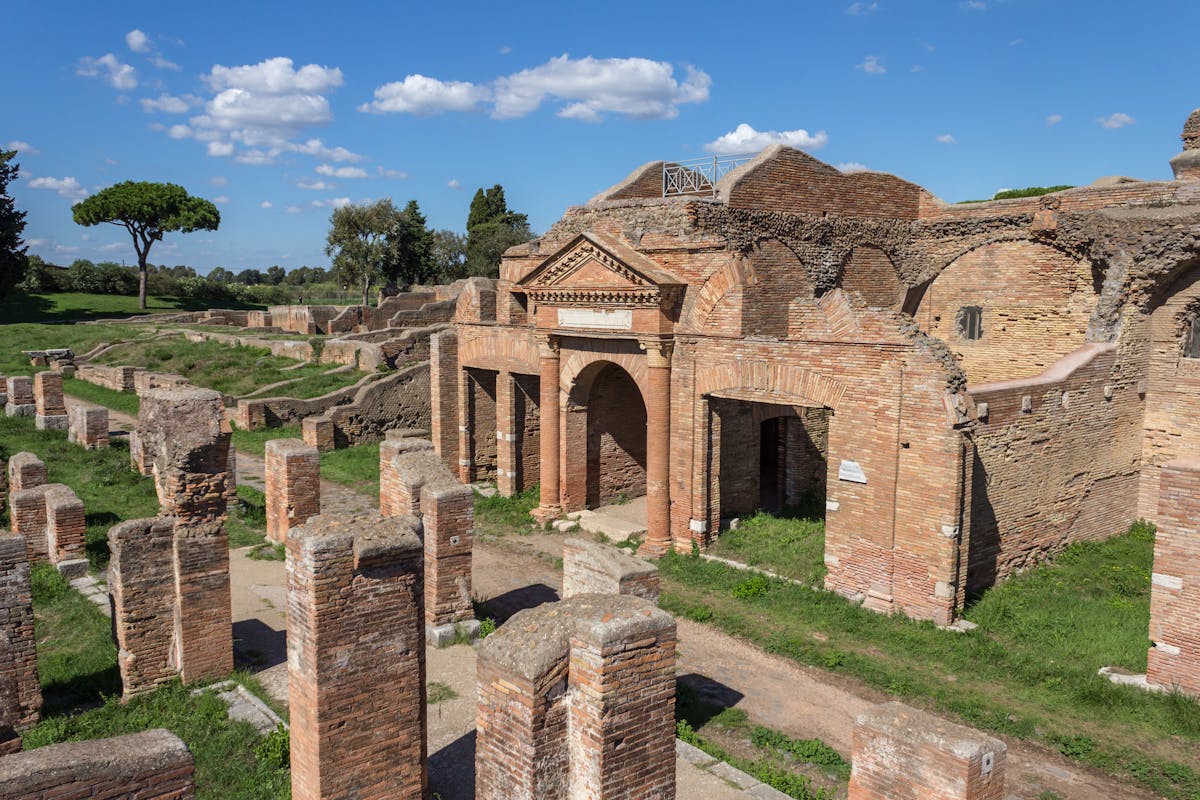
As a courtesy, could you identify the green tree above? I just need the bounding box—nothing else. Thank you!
[0,148,28,298]
[265,265,286,285]
[208,266,235,283]
[432,229,468,281]
[72,181,220,309]
[325,198,435,306]
[465,184,532,278]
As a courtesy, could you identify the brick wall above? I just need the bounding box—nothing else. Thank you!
[9,488,48,562]
[264,439,320,543]
[562,537,660,602]
[301,416,335,452]
[467,368,498,481]
[914,241,1098,384]
[378,430,433,516]
[43,485,86,565]
[0,729,194,800]
[108,517,176,697]
[0,534,40,746]
[5,376,34,417]
[475,594,676,800]
[76,364,139,392]
[839,245,905,308]
[6,453,45,494]
[587,363,646,505]
[32,371,67,432]
[429,330,460,474]
[67,405,109,449]
[286,513,427,800]
[1147,458,1200,694]
[849,701,1006,800]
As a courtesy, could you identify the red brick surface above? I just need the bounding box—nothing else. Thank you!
[1147,458,1200,694]
[264,439,320,544]
[0,534,41,735]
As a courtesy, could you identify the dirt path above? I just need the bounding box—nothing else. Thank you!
[66,394,1151,799]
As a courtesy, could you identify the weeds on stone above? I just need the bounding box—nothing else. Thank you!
[255,724,290,769]
[427,682,458,704]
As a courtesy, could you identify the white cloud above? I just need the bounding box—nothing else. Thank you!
[212,195,230,205]
[289,138,363,162]
[77,53,138,90]
[911,64,925,73]
[125,29,150,53]
[98,242,125,252]
[499,45,512,55]
[5,140,38,155]
[207,140,234,157]
[151,55,180,71]
[285,205,304,214]
[1098,112,1134,129]
[141,93,194,113]
[260,201,273,209]
[211,176,229,186]
[315,164,367,179]
[704,123,829,155]
[377,166,408,179]
[857,55,886,75]
[447,179,462,189]
[845,2,879,14]
[167,124,192,139]
[311,197,352,209]
[1009,37,1024,46]
[936,133,957,144]
[961,1,986,8]
[28,176,88,200]
[1046,114,1063,126]
[359,74,489,115]
[362,54,711,121]
[205,56,343,94]
[836,162,870,173]
[298,180,334,190]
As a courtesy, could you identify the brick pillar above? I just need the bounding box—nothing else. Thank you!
[287,513,427,800]
[33,371,68,431]
[562,537,660,603]
[475,594,676,800]
[9,489,48,562]
[0,534,40,753]
[5,377,34,417]
[639,339,673,558]
[379,431,433,517]
[429,330,460,475]
[0,373,6,406]
[849,702,1006,800]
[302,416,335,452]
[68,405,109,449]
[456,367,472,483]
[6,454,45,494]
[495,370,518,496]
[532,335,560,522]
[44,485,86,570]
[1147,457,1200,694]
[422,482,474,637]
[109,518,177,697]
[265,439,321,544]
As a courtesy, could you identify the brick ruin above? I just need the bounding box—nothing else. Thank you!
[1147,458,1200,694]
[264,438,321,543]
[0,729,195,800]
[475,593,676,800]
[429,107,1200,624]
[849,702,1006,800]
[9,484,87,575]
[286,512,428,800]
[4,377,34,417]
[108,386,234,695]
[67,404,108,449]
[0,534,39,756]
[378,429,478,644]
[561,536,661,603]
[31,372,67,431]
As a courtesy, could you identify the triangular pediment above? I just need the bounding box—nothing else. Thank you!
[518,232,682,291]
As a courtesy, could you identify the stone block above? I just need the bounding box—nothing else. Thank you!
[302,415,335,452]
[32,371,66,417]
[43,484,86,564]
[108,518,177,697]
[264,438,320,544]
[68,405,109,449]
[562,537,660,603]
[849,701,1006,800]
[6,454,45,494]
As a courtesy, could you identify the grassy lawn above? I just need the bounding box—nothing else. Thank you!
[707,494,827,586]
[0,415,159,569]
[659,521,1200,799]
[474,485,540,537]
[320,442,380,500]
[23,566,289,800]
[229,424,303,456]
[91,338,365,398]
[0,291,262,325]
[62,376,141,416]
[0,322,158,376]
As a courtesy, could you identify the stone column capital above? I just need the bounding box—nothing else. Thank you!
[638,337,674,369]
[535,333,560,358]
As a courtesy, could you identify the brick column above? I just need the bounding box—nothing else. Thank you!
[68,405,109,449]
[264,439,321,544]
[0,534,41,752]
[429,330,460,475]
[108,518,177,697]
[422,482,475,638]
[44,485,86,571]
[379,430,433,517]
[639,338,673,558]
[5,377,34,417]
[7,454,45,494]
[287,513,427,800]
[495,370,518,497]
[532,335,560,522]
[456,368,472,484]
[9,488,48,562]
[849,701,1005,800]
[301,416,335,452]
[1147,457,1200,694]
[33,372,68,431]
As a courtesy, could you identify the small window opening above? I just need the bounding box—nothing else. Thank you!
[956,306,983,341]
[1184,315,1200,359]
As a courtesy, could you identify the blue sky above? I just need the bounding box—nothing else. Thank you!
[4,0,1196,273]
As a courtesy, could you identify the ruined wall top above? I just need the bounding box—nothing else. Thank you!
[0,729,192,791]
[1184,109,1200,150]
[290,511,422,569]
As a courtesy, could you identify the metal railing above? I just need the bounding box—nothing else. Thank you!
[662,153,756,197]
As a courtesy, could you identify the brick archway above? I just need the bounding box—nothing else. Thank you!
[559,348,648,398]
[697,362,848,410]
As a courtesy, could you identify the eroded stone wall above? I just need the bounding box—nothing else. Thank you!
[562,537,660,602]
[0,534,40,751]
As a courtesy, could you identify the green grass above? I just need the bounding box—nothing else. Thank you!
[0,291,262,325]
[227,486,269,549]
[0,321,157,376]
[320,442,380,499]
[62,376,141,416]
[0,415,159,568]
[474,485,540,536]
[707,497,827,585]
[92,337,365,398]
[659,521,1200,799]
[229,424,304,456]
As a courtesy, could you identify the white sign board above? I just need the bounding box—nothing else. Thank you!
[837,460,867,484]
[557,308,633,331]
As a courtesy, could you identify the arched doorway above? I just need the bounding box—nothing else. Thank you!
[562,360,648,511]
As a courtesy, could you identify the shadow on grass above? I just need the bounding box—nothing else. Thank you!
[676,673,746,728]
[0,292,263,324]
[40,664,122,717]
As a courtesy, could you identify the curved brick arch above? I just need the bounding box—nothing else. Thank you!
[458,334,539,374]
[932,234,1083,278]
[560,350,648,399]
[697,362,848,410]
[688,259,754,331]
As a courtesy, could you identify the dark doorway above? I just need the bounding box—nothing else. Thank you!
[760,418,784,512]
